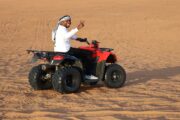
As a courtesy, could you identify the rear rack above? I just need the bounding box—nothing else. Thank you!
[26,49,55,54]
[26,49,66,61]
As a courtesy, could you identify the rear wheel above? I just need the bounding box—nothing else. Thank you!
[89,81,98,85]
[52,67,81,93]
[104,64,126,88]
[28,65,52,90]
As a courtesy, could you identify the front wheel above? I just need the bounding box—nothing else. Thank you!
[104,64,126,88]
[52,67,81,93]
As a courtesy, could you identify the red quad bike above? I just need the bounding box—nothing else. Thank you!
[27,40,126,93]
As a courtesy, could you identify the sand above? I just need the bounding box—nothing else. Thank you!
[0,0,180,119]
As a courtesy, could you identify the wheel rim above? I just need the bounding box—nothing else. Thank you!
[110,70,121,82]
[40,72,51,83]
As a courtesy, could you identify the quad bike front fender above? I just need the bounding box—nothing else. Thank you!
[96,51,117,63]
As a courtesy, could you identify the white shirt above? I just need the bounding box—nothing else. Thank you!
[54,25,78,52]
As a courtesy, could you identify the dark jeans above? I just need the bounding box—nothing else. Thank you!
[67,47,96,75]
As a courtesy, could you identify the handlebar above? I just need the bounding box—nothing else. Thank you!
[85,39,99,46]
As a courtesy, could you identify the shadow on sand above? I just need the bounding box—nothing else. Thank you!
[126,66,180,86]
[79,66,180,92]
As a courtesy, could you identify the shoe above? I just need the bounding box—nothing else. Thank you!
[85,75,98,80]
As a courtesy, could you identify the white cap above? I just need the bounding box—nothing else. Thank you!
[59,15,71,22]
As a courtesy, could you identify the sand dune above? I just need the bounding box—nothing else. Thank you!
[0,0,180,119]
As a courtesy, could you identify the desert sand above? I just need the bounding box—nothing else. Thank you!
[0,0,180,119]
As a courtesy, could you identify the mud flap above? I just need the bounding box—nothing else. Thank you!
[31,54,39,63]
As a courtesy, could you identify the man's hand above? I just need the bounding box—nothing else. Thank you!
[77,21,85,30]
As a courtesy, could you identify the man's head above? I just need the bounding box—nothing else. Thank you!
[59,15,71,28]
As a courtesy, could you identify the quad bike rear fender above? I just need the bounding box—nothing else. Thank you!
[51,55,83,69]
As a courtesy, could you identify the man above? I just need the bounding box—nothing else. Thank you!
[52,15,86,53]
[52,15,98,79]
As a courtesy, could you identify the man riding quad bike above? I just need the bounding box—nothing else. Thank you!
[27,39,126,93]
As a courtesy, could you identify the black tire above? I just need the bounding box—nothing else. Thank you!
[28,65,52,90]
[104,64,126,88]
[89,81,98,85]
[52,67,81,93]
